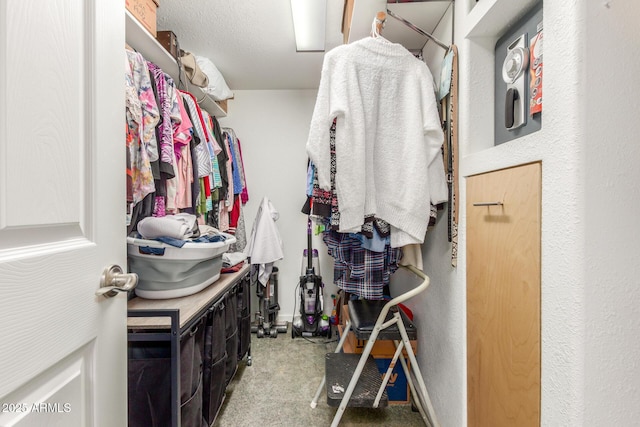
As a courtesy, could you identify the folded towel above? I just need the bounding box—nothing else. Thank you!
[223,252,247,267]
[199,224,221,236]
[137,213,197,240]
[221,260,245,274]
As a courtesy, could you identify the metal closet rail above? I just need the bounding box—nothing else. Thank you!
[384,8,451,51]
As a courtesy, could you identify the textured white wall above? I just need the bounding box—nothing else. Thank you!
[455,0,588,425]
[582,1,640,425]
[218,90,337,322]
[398,4,468,427]
[410,0,640,425]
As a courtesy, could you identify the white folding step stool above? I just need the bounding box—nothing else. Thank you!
[310,265,440,427]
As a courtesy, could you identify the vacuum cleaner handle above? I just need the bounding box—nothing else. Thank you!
[307,217,313,271]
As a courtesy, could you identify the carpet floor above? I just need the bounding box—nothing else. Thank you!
[213,325,426,427]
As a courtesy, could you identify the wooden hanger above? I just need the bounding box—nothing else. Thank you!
[374,11,386,36]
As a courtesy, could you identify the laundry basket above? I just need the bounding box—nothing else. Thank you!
[127,233,236,299]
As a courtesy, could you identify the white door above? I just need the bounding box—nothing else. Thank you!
[0,1,126,426]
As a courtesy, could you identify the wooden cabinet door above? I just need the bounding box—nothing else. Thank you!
[466,162,541,427]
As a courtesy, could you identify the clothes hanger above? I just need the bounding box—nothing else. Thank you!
[371,11,387,39]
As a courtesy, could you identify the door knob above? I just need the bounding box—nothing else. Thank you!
[96,265,138,298]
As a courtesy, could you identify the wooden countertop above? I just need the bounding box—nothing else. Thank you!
[127,264,250,331]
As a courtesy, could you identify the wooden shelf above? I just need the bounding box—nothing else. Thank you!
[464,0,540,38]
[125,10,226,118]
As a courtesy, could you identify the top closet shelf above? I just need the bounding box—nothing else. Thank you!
[125,10,227,118]
[464,0,540,38]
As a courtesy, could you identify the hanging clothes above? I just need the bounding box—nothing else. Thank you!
[222,129,245,197]
[126,123,134,206]
[146,62,180,176]
[125,50,157,206]
[244,197,284,286]
[237,137,250,204]
[180,91,213,179]
[201,111,223,194]
[125,56,142,211]
[126,50,160,164]
[310,119,339,228]
[305,36,448,298]
[210,116,229,200]
[303,120,398,299]
[322,230,401,300]
[173,95,194,210]
[232,199,247,253]
[124,49,251,239]
[147,62,183,218]
[206,124,223,192]
[306,36,447,247]
[216,128,235,232]
[221,127,249,251]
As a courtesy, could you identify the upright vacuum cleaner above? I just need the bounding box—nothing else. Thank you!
[291,218,331,339]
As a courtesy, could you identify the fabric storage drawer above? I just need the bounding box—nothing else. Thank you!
[127,233,236,299]
[180,320,205,403]
[128,342,172,427]
[180,376,203,427]
[128,356,171,427]
[202,302,227,425]
[237,277,251,360]
[238,312,251,360]
[224,288,239,385]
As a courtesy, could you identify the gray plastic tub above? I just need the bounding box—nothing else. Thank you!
[127,233,236,299]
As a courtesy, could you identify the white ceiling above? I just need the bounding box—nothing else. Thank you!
[157,0,452,90]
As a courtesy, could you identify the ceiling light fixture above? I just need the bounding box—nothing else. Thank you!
[290,0,327,52]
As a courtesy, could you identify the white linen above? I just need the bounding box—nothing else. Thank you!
[137,213,197,240]
[195,55,234,101]
[223,252,248,267]
[243,197,284,285]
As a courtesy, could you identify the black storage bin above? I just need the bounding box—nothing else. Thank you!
[224,288,239,385]
[127,268,251,427]
[202,302,227,425]
[128,344,171,427]
[238,311,251,360]
[180,376,203,427]
[237,275,251,315]
[128,320,205,427]
[180,319,205,403]
[237,276,251,360]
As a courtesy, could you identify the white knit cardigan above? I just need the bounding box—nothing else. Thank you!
[306,36,447,246]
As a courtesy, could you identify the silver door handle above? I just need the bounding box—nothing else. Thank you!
[96,265,138,298]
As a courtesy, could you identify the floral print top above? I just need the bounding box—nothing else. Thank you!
[125,50,156,204]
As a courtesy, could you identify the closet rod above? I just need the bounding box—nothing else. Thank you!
[385,8,450,51]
